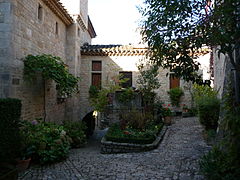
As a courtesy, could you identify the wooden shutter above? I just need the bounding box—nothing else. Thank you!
[119,71,132,88]
[92,73,101,88]
[170,75,180,89]
[92,61,102,71]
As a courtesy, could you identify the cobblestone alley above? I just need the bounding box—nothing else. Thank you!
[19,117,211,180]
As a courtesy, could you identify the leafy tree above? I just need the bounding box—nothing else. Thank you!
[141,0,240,82]
[137,59,160,110]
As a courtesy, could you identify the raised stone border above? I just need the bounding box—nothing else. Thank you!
[100,126,168,154]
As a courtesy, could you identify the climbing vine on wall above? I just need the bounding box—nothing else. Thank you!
[24,54,79,96]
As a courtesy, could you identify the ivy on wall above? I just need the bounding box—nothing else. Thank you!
[24,54,79,96]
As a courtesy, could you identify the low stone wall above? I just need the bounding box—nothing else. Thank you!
[100,126,168,154]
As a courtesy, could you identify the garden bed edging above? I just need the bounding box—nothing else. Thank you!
[100,126,168,154]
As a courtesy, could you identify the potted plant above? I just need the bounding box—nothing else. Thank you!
[16,146,35,172]
[162,107,172,125]
[168,87,184,107]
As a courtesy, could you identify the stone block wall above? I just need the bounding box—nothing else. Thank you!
[79,55,122,119]
[0,1,12,98]
[0,0,91,122]
[80,54,194,121]
[10,0,68,122]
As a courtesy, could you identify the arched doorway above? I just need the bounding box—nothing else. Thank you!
[82,111,96,137]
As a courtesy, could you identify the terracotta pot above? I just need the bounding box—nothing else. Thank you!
[164,116,172,125]
[16,158,31,172]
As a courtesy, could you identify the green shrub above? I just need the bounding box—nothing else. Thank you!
[89,85,99,99]
[200,146,240,180]
[20,120,71,164]
[0,98,22,163]
[198,96,220,130]
[193,84,218,105]
[168,87,184,106]
[161,107,172,117]
[63,121,87,148]
[120,110,153,130]
[117,88,136,103]
[105,123,163,144]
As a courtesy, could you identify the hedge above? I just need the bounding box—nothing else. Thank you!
[198,96,220,130]
[0,98,22,163]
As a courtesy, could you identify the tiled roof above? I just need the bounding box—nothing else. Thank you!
[42,0,74,25]
[81,45,148,56]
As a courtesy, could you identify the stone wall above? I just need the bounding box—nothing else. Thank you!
[0,1,12,99]
[0,0,92,122]
[79,54,194,120]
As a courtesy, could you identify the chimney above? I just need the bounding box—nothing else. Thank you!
[60,0,88,25]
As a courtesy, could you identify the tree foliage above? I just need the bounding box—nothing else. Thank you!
[137,59,160,105]
[141,0,240,81]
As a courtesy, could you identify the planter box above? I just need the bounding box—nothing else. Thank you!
[101,126,168,154]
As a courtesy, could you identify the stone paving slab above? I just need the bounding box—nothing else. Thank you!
[19,117,211,180]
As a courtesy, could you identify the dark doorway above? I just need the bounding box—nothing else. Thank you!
[82,111,96,137]
[119,71,133,88]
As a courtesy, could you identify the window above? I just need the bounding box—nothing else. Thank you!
[170,74,180,89]
[119,71,132,88]
[91,61,102,88]
[92,61,102,71]
[55,22,59,35]
[38,4,43,21]
[77,28,80,37]
[92,73,101,88]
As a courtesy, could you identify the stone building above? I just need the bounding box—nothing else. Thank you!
[0,0,96,122]
[79,44,198,121]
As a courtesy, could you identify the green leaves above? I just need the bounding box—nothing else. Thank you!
[168,87,184,107]
[141,0,240,81]
[24,54,79,96]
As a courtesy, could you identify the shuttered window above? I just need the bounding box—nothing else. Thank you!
[170,74,180,89]
[119,71,132,88]
[92,61,102,71]
[92,73,101,88]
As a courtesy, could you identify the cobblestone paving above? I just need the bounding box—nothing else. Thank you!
[19,117,211,180]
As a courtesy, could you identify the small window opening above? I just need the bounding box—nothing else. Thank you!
[77,28,80,37]
[38,4,43,21]
[55,22,59,35]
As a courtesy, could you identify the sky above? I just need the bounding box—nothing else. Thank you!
[88,0,144,45]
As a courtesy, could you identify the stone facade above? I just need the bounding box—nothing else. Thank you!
[79,45,197,120]
[0,0,95,122]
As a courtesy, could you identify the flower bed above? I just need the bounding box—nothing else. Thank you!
[101,126,167,154]
[105,123,163,144]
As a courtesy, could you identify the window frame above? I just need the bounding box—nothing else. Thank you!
[119,71,133,88]
[92,61,102,71]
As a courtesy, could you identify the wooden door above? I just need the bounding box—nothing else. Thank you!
[170,75,180,89]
